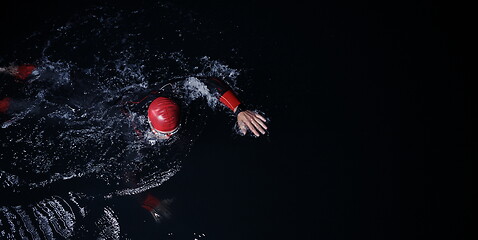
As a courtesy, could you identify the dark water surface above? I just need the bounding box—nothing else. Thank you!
[0,0,469,239]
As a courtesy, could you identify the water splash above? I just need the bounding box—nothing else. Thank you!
[2,26,240,197]
[0,193,100,239]
[1,2,246,238]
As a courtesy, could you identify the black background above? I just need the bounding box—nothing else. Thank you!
[0,0,470,239]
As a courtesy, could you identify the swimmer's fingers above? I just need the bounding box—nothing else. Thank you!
[254,112,267,122]
[244,118,260,137]
[246,113,267,136]
[252,112,268,130]
[237,110,267,137]
[237,111,258,136]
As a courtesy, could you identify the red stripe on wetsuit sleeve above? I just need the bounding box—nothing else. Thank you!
[219,90,241,112]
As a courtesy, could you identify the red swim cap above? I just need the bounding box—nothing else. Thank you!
[147,97,180,134]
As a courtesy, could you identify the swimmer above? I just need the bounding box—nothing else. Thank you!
[125,76,268,139]
[124,76,268,221]
[2,65,267,136]
[2,64,268,223]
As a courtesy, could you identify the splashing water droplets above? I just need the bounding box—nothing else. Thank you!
[2,3,245,237]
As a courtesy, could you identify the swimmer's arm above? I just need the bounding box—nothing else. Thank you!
[198,76,268,136]
[196,76,241,111]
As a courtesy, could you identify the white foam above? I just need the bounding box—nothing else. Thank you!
[96,207,121,240]
[2,0,245,203]
[183,76,219,108]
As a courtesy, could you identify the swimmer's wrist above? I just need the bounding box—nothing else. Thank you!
[219,90,241,112]
[234,104,247,116]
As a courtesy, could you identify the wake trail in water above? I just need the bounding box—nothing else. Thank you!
[0,193,122,240]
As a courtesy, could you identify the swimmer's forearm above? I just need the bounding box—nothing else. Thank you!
[219,89,241,112]
[195,76,242,112]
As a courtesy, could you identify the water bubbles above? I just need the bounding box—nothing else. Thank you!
[193,232,207,239]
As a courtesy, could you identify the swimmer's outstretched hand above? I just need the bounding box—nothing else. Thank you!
[237,110,268,137]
